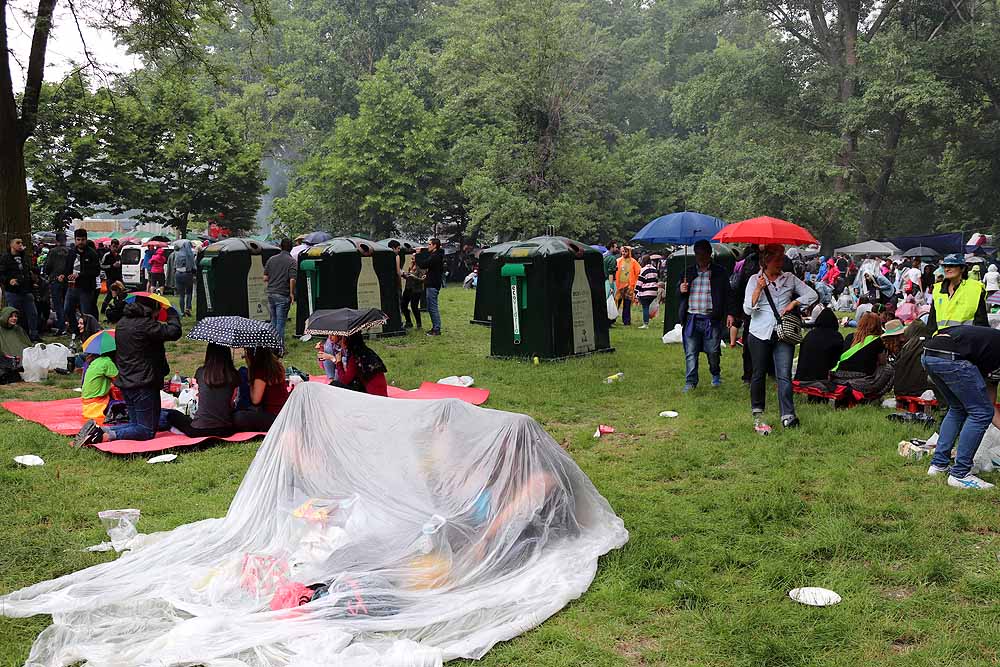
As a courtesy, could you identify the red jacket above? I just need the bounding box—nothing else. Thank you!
[339,356,388,397]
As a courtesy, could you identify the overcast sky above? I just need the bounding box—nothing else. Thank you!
[6,1,140,90]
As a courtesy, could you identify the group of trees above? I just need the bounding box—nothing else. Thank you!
[4,0,999,246]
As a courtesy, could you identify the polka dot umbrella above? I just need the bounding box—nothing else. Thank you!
[187,316,284,351]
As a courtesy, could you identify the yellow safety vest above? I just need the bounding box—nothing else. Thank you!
[932,279,984,331]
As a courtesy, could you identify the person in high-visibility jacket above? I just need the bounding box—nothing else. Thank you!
[927,253,988,333]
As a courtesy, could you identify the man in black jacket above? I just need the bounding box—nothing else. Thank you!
[44,231,70,335]
[74,296,182,446]
[416,238,445,336]
[677,239,731,391]
[63,228,101,329]
[100,239,123,316]
[0,238,40,342]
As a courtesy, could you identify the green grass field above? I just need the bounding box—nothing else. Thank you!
[2,288,999,666]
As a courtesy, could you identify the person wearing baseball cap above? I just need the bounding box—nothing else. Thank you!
[927,253,987,333]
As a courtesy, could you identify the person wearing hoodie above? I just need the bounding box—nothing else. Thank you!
[148,247,168,293]
[984,264,1000,300]
[73,296,182,446]
[0,238,40,342]
[173,240,196,316]
[0,307,31,360]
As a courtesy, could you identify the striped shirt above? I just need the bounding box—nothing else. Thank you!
[635,265,659,299]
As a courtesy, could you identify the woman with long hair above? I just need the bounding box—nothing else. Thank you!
[634,254,659,329]
[829,312,895,399]
[329,333,388,396]
[161,343,239,437]
[233,347,289,431]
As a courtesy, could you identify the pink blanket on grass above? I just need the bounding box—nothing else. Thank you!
[1,398,264,455]
[307,376,489,405]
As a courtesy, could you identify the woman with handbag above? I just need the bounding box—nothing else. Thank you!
[743,243,817,433]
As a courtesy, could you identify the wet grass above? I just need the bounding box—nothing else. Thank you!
[1,289,1000,665]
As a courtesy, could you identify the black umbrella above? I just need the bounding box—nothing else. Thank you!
[188,316,284,350]
[902,246,940,258]
[304,308,387,336]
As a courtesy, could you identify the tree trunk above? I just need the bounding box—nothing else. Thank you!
[836,0,862,241]
[858,113,905,240]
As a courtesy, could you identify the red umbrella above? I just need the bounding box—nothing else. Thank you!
[713,216,818,246]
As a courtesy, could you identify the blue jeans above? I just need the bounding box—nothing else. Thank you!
[268,294,291,342]
[4,291,38,340]
[682,316,721,387]
[49,281,66,332]
[922,355,994,479]
[748,332,796,419]
[175,272,194,313]
[426,287,441,332]
[108,385,160,441]
[64,287,97,329]
[639,296,655,325]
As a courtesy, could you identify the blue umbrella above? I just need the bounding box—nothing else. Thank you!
[591,244,608,254]
[304,231,333,245]
[631,211,727,245]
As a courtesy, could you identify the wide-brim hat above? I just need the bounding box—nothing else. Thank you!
[882,319,906,337]
[941,253,966,267]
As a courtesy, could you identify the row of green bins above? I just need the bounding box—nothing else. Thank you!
[294,237,405,337]
[471,240,521,325]
[661,243,737,332]
[490,236,611,359]
[196,238,280,321]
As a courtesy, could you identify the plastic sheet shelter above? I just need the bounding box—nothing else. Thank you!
[0,382,628,667]
[661,243,737,333]
[490,236,611,359]
[471,241,522,325]
[196,238,280,321]
[294,238,404,337]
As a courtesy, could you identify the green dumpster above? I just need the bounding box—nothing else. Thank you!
[490,236,611,359]
[294,237,405,337]
[661,243,737,334]
[195,238,280,321]
[471,240,522,325]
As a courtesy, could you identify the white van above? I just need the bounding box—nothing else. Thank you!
[121,244,144,288]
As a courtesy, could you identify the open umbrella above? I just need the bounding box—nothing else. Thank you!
[713,216,818,246]
[632,211,727,245]
[304,231,333,245]
[148,235,172,243]
[188,316,283,350]
[902,246,939,258]
[126,291,171,309]
[590,244,608,254]
[82,330,116,355]
[987,291,1000,306]
[304,308,388,336]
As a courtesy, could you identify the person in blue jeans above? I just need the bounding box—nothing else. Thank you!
[416,238,445,336]
[73,296,182,446]
[0,238,40,342]
[921,325,1000,490]
[677,240,732,391]
[263,238,296,343]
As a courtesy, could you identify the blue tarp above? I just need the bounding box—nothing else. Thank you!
[888,233,964,254]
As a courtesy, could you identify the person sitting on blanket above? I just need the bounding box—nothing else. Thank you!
[794,308,843,382]
[233,347,289,432]
[892,320,934,399]
[829,313,894,399]
[81,349,118,426]
[71,310,102,370]
[0,306,30,361]
[73,296,182,447]
[159,343,239,438]
[327,333,388,397]
[316,334,347,382]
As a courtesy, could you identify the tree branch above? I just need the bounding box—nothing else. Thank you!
[20,0,59,141]
[66,0,114,90]
[766,7,824,58]
[864,0,900,42]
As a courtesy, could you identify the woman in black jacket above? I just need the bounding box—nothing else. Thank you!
[794,308,844,383]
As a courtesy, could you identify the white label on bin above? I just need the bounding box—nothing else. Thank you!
[357,256,383,334]
[511,283,520,341]
[247,255,268,321]
[202,270,213,312]
[571,259,595,354]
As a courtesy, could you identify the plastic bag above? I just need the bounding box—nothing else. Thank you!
[20,345,49,382]
[606,294,619,320]
[160,391,177,410]
[972,425,1000,474]
[437,375,474,387]
[662,324,683,344]
[42,343,70,371]
[649,299,660,320]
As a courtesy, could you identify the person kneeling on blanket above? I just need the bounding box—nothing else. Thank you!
[74,296,181,447]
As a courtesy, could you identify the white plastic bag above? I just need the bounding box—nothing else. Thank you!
[606,294,619,320]
[649,299,660,319]
[20,344,49,382]
[437,375,474,387]
[662,324,683,344]
[42,343,70,371]
[160,391,178,410]
[972,425,1000,474]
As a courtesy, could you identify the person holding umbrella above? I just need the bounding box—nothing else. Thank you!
[677,239,731,390]
[927,254,988,333]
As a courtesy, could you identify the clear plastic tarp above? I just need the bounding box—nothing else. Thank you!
[2,382,628,667]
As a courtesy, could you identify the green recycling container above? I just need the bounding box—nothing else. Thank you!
[294,237,405,337]
[195,238,280,321]
[471,241,522,325]
[661,243,737,334]
[490,236,611,359]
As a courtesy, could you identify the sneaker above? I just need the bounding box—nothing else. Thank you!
[947,474,995,490]
[639,324,648,329]
[781,416,800,429]
[711,376,722,387]
[735,338,743,347]
[682,384,696,393]
[927,464,950,476]
[72,419,101,448]
[753,416,771,436]
[426,329,441,337]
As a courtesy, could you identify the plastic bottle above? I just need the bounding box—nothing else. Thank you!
[67,335,78,372]
[604,372,624,384]
[169,372,182,394]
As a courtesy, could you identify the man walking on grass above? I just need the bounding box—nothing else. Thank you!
[263,238,297,343]
[416,238,445,336]
[678,239,731,392]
